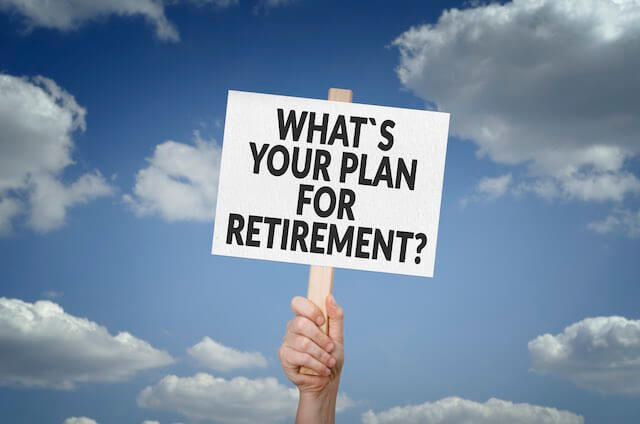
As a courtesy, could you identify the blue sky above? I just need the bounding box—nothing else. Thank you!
[1,1,639,423]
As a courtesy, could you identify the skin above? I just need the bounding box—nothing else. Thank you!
[279,294,345,424]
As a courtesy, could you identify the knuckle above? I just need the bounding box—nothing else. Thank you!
[300,337,311,350]
[293,317,304,332]
[306,355,317,368]
[291,296,301,310]
[320,333,331,346]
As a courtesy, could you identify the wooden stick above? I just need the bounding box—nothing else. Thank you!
[300,88,352,376]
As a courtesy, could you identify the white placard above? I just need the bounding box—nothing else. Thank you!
[212,90,449,277]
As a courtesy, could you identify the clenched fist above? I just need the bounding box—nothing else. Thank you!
[279,294,344,424]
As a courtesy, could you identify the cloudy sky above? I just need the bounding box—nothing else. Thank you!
[1,0,639,423]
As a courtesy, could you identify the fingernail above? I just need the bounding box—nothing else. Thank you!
[326,342,334,352]
[328,294,336,305]
[316,315,325,326]
[328,357,336,367]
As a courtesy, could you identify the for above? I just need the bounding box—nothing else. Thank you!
[297,184,355,220]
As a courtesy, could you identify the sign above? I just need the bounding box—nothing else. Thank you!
[212,90,449,277]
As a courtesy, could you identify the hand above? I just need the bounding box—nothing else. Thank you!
[279,294,345,424]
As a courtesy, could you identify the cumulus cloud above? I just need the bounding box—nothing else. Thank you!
[138,373,354,424]
[0,73,114,234]
[137,373,297,424]
[529,316,640,394]
[395,0,640,204]
[63,418,98,424]
[587,208,640,238]
[0,0,179,41]
[187,337,267,372]
[461,173,512,206]
[362,397,583,424]
[0,297,174,389]
[124,132,221,222]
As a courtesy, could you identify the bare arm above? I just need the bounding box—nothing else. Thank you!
[279,294,345,424]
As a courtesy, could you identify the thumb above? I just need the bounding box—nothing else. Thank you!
[326,294,344,344]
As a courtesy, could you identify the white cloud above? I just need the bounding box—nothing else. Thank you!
[362,397,583,424]
[588,208,640,238]
[0,0,179,41]
[395,0,640,204]
[477,174,512,200]
[63,418,98,424]
[124,132,221,222]
[138,373,354,424]
[0,297,174,389]
[137,373,298,424]
[187,337,267,372]
[461,173,512,206]
[529,316,640,394]
[0,73,114,234]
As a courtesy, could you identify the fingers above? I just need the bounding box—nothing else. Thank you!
[279,345,332,376]
[287,316,334,352]
[291,296,325,326]
[284,332,336,368]
[326,294,344,344]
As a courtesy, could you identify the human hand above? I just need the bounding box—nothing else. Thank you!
[279,294,344,423]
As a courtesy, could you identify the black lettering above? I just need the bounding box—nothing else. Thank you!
[396,158,417,190]
[358,154,373,186]
[226,213,244,245]
[313,149,331,181]
[291,146,312,178]
[307,112,329,144]
[373,156,393,188]
[328,115,348,146]
[310,222,327,254]
[278,109,307,141]
[378,119,395,151]
[396,231,413,263]
[296,184,314,215]
[246,215,262,247]
[340,152,358,183]
[355,226,373,258]
[290,220,309,252]
[264,217,281,248]
[266,145,290,176]
[349,116,367,148]
[327,225,353,257]
[249,142,269,174]
[373,229,394,261]
[337,189,355,220]
[280,218,290,250]
[314,186,336,218]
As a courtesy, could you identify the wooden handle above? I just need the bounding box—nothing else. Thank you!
[299,88,351,376]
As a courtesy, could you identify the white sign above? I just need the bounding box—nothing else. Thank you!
[212,90,450,277]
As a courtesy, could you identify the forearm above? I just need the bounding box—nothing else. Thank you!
[295,381,339,424]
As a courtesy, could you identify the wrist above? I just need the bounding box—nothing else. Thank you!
[296,379,340,424]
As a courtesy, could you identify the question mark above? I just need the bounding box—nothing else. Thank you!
[414,233,427,264]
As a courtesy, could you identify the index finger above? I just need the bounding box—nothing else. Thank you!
[291,296,325,327]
